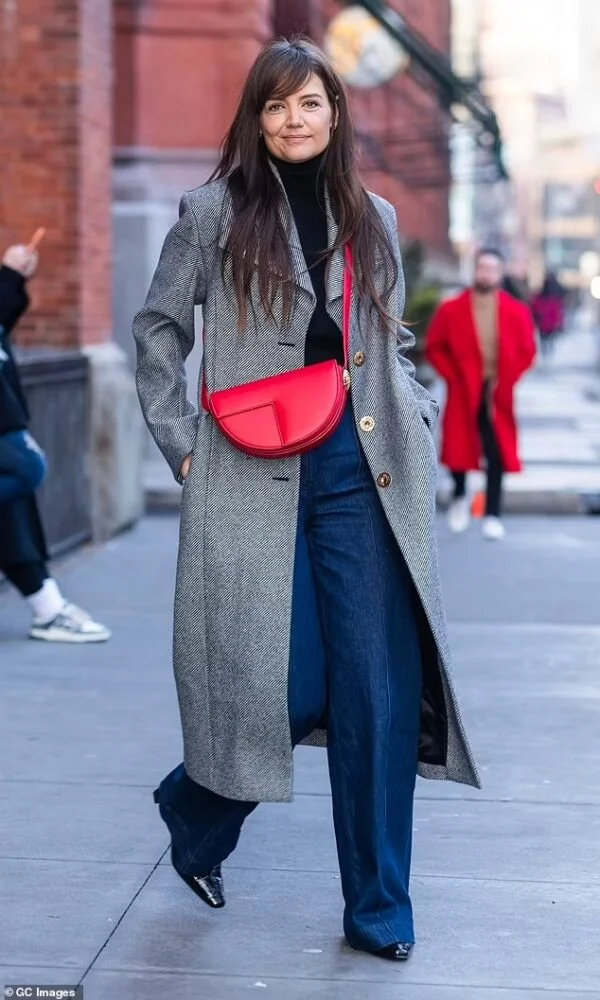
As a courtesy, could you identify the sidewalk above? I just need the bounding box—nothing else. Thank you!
[2,514,600,998]
[437,321,600,514]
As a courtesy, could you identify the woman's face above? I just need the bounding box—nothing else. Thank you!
[259,73,335,163]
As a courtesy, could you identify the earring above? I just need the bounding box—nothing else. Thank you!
[258,130,263,137]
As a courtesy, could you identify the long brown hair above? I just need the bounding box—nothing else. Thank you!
[209,37,399,330]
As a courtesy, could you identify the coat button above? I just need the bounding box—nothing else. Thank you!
[353,350,365,367]
[377,472,392,488]
[359,415,376,432]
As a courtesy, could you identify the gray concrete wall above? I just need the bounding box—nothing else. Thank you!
[84,342,145,542]
[112,148,218,460]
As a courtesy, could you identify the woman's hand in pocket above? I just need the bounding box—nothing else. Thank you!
[179,453,192,482]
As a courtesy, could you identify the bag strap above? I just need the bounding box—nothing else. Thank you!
[342,244,353,370]
[201,244,354,412]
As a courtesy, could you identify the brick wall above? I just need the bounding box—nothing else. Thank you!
[79,0,113,347]
[0,0,112,348]
[0,0,453,353]
[111,0,453,261]
[114,0,272,150]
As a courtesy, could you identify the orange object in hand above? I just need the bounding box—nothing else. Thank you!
[27,228,46,251]
[471,491,486,518]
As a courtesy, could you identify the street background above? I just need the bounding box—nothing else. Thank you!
[2,514,600,998]
[439,320,600,513]
[2,339,600,998]
[3,0,600,997]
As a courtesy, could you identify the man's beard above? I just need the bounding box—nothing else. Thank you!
[473,281,499,294]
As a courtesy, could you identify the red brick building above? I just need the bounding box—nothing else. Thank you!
[1,0,453,352]
[112,0,453,367]
[0,0,453,546]
[0,0,141,549]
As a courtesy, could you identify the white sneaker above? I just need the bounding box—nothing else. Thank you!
[482,516,506,541]
[30,602,111,643]
[447,497,471,534]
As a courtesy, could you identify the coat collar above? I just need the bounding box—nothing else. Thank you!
[268,158,315,303]
[323,183,345,308]
[216,161,345,307]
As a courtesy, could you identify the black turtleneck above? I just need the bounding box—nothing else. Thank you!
[271,153,344,366]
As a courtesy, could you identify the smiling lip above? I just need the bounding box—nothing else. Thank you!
[283,136,311,142]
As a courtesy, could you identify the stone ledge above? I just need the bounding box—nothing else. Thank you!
[145,461,600,518]
[84,343,145,541]
[437,489,589,517]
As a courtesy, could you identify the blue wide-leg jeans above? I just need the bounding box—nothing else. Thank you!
[0,430,47,507]
[155,404,423,951]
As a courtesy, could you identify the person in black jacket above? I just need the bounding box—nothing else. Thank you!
[0,247,48,505]
[0,244,110,642]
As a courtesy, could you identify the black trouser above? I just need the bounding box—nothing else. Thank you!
[2,560,47,597]
[0,489,50,597]
[452,384,504,518]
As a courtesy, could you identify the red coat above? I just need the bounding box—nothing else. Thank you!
[425,290,537,473]
[531,294,564,336]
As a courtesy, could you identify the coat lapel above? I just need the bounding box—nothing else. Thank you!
[269,161,316,304]
[323,186,346,335]
[496,290,510,383]
[463,291,484,368]
[215,167,316,304]
[285,214,316,304]
[324,187,344,308]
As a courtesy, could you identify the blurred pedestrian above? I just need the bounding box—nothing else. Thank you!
[426,248,537,540]
[531,272,566,356]
[134,37,479,961]
[0,244,111,642]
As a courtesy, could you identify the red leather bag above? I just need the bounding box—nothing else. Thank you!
[201,246,353,459]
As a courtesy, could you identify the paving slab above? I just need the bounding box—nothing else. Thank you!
[438,517,600,625]
[0,969,84,989]
[0,858,153,970]
[0,581,181,786]
[0,780,168,864]
[2,513,600,996]
[83,970,600,1000]
[171,792,600,888]
[93,865,600,993]
[0,654,181,785]
[294,623,600,807]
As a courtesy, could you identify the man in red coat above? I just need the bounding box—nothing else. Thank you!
[426,249,537,540]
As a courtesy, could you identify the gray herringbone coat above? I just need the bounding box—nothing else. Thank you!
[133,171,481,802]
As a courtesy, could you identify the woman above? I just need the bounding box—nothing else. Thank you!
[0,244,110,642]
[134,37,479,961]
[531,272,565,356]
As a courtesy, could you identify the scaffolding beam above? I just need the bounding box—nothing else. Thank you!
[352,0,509,180]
